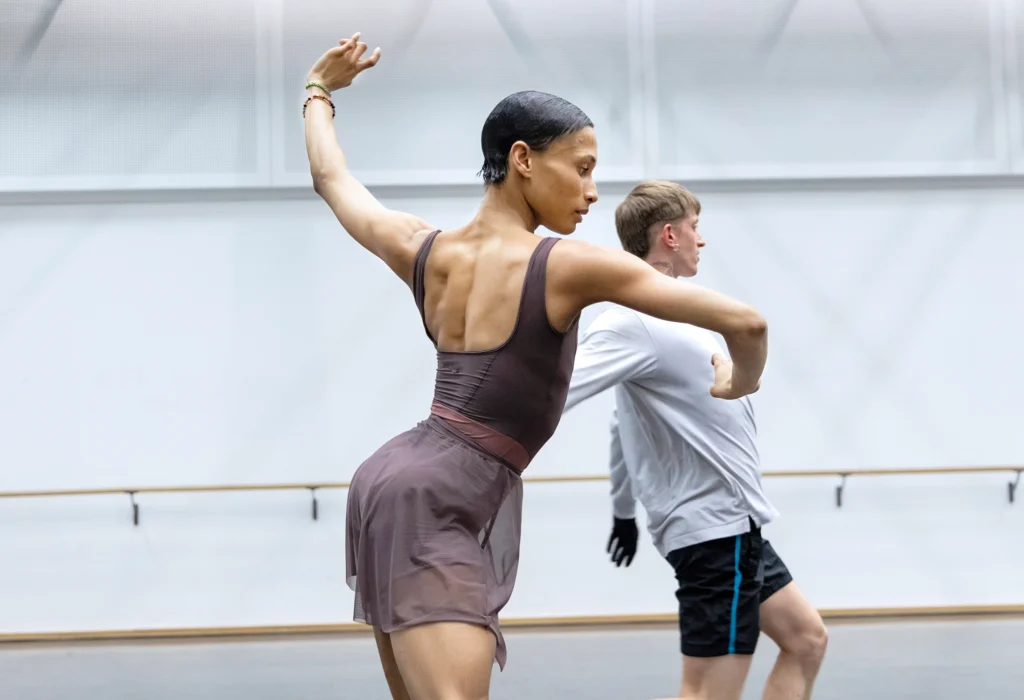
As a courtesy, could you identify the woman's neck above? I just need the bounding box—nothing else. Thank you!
[474,181,538,234]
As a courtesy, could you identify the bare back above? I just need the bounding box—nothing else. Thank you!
[410,228,579,471]
[417,229,575,353]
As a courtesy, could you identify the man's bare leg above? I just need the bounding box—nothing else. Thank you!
[759,582,828,700]
[677,653,754,700]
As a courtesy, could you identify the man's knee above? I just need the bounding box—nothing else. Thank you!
[780,617,829,667]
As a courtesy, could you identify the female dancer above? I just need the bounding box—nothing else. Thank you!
[304,33,768,700]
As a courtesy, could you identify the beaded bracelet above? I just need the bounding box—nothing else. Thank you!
[303,94,336,118]
[305,81,330,94]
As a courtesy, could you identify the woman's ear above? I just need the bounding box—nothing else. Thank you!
[508,141,532,179]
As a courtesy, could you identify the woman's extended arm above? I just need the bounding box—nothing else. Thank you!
[550,239,767,399]
[304,33,433,286]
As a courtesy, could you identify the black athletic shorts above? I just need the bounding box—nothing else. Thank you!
[665,518,793,657]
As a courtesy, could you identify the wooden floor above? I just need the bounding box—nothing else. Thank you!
[1,617,1021,699]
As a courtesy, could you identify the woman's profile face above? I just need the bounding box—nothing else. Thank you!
[518,127,599,235]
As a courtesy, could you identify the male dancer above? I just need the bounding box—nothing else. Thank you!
[563,181,828,700]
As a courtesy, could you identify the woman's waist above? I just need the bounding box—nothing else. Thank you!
[427,402,533,475]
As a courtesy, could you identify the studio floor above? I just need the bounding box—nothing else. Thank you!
[2,617,1022,699]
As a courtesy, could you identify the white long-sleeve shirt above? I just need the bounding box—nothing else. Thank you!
[563,306,779,557]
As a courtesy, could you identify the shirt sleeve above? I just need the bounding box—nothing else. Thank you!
[562,310,658,413]
[607,407,637,519]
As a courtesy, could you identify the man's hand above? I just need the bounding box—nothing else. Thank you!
[607,517,639,567]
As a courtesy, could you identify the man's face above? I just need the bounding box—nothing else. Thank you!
[671,214,705,277]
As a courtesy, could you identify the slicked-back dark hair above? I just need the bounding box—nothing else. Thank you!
[478,91,593,186]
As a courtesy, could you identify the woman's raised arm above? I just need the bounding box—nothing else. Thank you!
[304,33,434,286]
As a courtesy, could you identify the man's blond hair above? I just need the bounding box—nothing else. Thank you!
[614,180,701,258]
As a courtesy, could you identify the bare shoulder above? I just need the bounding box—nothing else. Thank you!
[389,225,440,287]
[408,226,438,250]
[548,237,649,276]
[546,237,655,307]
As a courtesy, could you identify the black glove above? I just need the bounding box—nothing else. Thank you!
[607,517,638,567]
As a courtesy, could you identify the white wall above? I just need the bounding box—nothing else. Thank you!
[3,0,1022,191]
[0,181,1022,635]
[2,0,1023,635]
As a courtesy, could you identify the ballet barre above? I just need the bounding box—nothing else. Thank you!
[3,604,1024,645]
[0,483,338,526]
[0,466,1018,525]
[525,467,1024,509]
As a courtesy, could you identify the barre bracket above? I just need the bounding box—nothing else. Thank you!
[835,474,849,508]
[127,490,139,526]
[1010,470,1021,505]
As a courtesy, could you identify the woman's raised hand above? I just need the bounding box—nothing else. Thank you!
[307,32,381,92]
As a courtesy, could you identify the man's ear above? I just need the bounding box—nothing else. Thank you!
[658,221,675,248]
